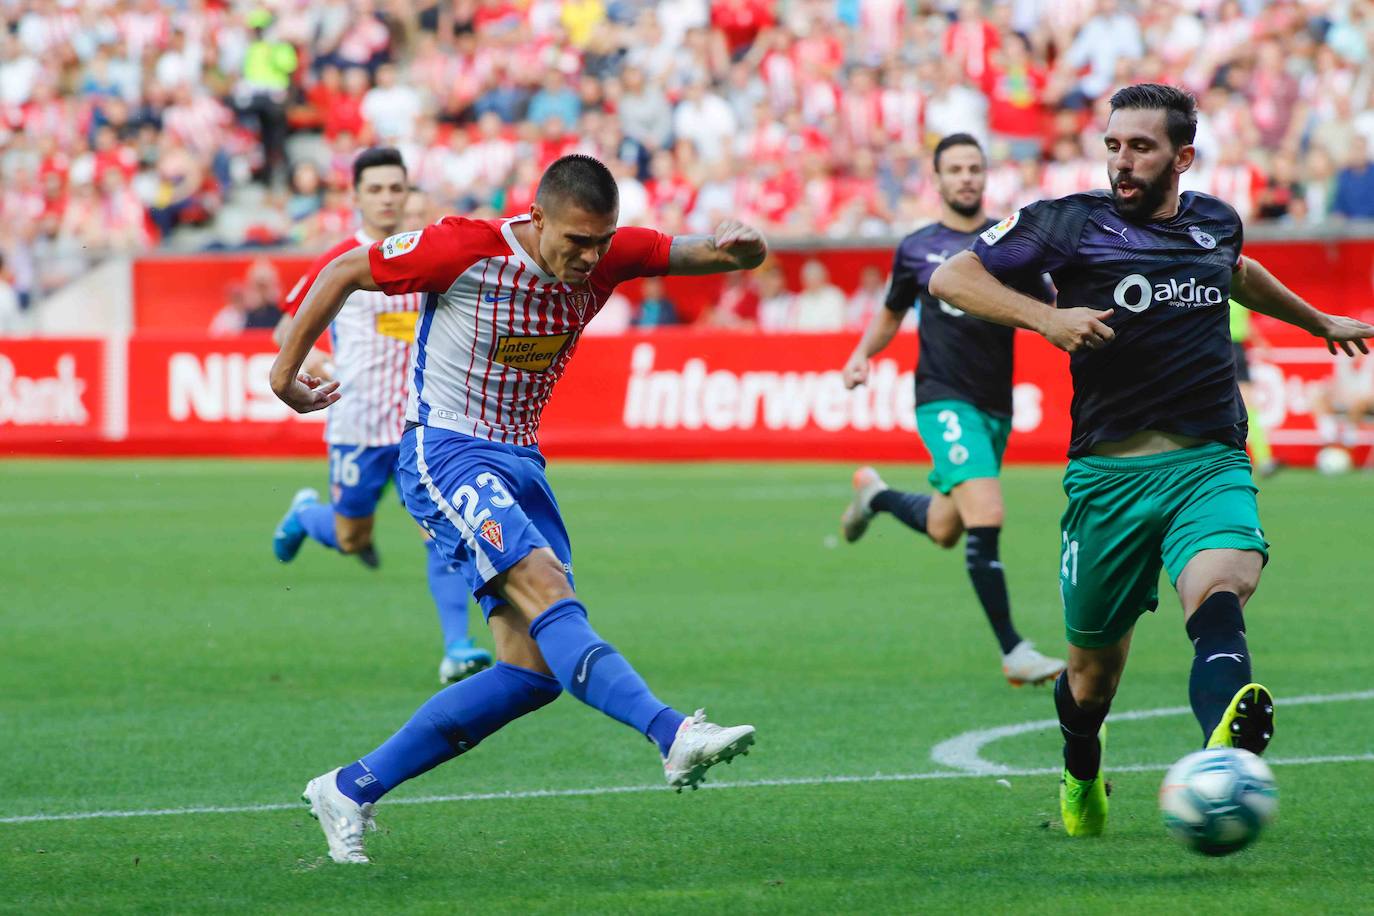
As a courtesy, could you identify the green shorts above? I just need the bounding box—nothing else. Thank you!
[915,399,1011,495]
[1059,442,1269,649]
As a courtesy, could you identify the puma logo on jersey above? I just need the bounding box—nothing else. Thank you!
[1102,224,1129,242]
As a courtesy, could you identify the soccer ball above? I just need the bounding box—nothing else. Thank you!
[1159,748,1277,856]
[1316,445,1353,475]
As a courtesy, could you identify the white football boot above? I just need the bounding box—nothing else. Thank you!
[302,768,377,864]
[840,466,888,543]
[663,709,756,792]
[1001,640,1067,687]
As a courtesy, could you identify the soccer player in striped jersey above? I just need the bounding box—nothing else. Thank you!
[273,154,767,863]
[271,147,491,684]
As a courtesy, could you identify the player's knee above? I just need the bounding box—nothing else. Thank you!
[508,550,575,607]
[335,527,372,554]
[929,526,962,550]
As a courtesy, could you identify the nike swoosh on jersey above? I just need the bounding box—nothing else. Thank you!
[1205,652,1245,663]
[483,292,515,303]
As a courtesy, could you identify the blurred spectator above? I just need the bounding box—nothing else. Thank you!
[209,259,284,335]
[363,64,424,145]
[237,9,298,186]
[673,79,737,162]
[527,71,582,129]
[790,258,845,331]
[701,269,760,328]
[755,265,796,332]
[1332,138,1374,220]
[0,252,23,336]
[845,264,886,331]
[619,67,673,151]
[633,276,680,328]
[1058,0,1142,108]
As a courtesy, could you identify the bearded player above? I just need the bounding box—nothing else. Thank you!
[840,133,1066,688]
[270,147,491,684]
[930,84,1374,837]
[272,154,767,864]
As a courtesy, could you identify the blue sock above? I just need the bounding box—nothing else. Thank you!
[426,539,471,648]
[298,503,340,550]
[336,662,561,804]
[529,599,685,756]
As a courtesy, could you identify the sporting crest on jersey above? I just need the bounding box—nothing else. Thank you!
[381,230,422,259]
[479,518,504,552]
[492,332,573,372]
[980,211,1020,246]
[1189,225,1217,249]
[567,290,593,320]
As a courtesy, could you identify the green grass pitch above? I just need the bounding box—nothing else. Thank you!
[4,458,1373,913]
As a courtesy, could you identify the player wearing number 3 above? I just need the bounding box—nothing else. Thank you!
[929,85,1374,838]
[840,134,1067,688]
[272,154,767,864]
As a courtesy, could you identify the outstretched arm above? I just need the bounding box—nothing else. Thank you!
[1232,255,1373,356]
[842,307,904,389]
[270,246,380,413]
[666,219,768,275]
[930,251,1114,353]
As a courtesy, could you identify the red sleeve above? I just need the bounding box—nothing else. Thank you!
[283,241,354,316]
[595,226,673,286]
[367,217,504,295]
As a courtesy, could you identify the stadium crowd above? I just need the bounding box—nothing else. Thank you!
[3,0,1374,316]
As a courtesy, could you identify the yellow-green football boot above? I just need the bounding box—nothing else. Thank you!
[1060,724,1108,837]
[1206,683,1275,754]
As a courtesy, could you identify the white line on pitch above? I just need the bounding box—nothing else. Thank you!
[930,689,1374,775]
[4,752,1372,827]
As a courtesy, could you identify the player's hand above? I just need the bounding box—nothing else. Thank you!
[713,219,768,267]
[1044,307,1115,353]
[1315,314,1374,357]
[277,372,341,414]
[842,351,870,389]
[302,348,336,382]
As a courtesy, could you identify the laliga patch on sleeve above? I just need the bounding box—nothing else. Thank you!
[381,231,422,259]
[980,211,1020,246]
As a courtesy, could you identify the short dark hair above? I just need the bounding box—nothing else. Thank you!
[536,154,618,214]
[933,133,984,172]
[352,147,406,188]
[1109,83,1198,149]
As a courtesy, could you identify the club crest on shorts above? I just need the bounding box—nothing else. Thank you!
[567,290,593,319]
[1189,225,1217,249]
[479,518,504,551]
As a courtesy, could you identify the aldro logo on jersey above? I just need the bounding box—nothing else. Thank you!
[1112,274,1225,312]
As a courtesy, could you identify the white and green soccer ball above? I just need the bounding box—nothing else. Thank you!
[1159,747,1277,856]
[1316,446,1354,476]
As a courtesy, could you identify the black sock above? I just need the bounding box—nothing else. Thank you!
[1055,671,1109,780]
[964,527,1022,654]
[869,489,931,533]
[1186,591,1251,743]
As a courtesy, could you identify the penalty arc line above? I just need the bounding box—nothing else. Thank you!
[3,752,1373,826]
[930,688,1374,775]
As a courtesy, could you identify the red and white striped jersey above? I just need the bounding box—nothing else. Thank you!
[368,215,672,446]
[285,229,426,446]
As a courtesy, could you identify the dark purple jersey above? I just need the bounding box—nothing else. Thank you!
[971,190,1246,457]
[885,219,1053,417]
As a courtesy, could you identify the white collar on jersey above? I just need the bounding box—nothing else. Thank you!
[355,228,380,246]
[501,215,558,284]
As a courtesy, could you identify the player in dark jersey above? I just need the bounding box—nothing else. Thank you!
[929,84,1373,838]
[839,134,1066,688]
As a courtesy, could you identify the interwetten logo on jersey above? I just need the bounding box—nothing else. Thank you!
[1112,274,1225,312]
[479,518,504,551]
[381,231,421,259]
[492,332,573,372]
[980,211,1020,246]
